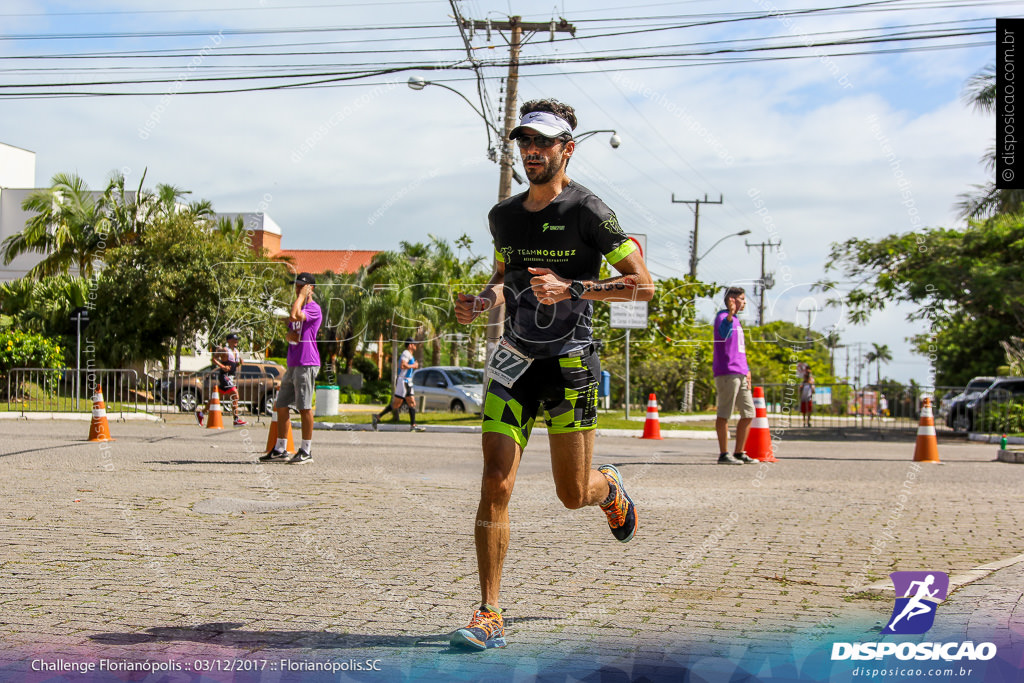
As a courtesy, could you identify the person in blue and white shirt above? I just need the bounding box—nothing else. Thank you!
[372,339,424,432]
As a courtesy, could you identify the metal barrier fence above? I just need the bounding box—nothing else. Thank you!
[759,383,969,434]
[4,367,274,421]
[6,368,145,418]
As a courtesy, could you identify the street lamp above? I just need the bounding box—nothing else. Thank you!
[574,129,621,148]
[407,76,502,137]
[408,78,621,154]
[407,76,523,186]
[695,229,751,266]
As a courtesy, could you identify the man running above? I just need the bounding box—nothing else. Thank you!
[451,99,654,650]
[195,333,246,427]
[372,339,425,432]
[260,272,321,465]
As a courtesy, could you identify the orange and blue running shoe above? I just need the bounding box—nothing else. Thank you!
[598,464,637,543]
[450,605,506,650]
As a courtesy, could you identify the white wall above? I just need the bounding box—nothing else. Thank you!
[0,187,46,281]
[0,142,35,189]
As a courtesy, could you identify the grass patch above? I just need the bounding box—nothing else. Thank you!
[844,591,891,602]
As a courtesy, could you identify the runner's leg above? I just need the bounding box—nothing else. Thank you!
[475,431,523,608]
[548,430,608,509]
[405,395,417,426]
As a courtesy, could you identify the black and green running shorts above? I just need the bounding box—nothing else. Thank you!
[481,347,600,449]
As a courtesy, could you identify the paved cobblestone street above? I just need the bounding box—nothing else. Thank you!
[2,420,1023,681]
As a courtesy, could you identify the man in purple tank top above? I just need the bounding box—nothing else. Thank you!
[713,287,756,465]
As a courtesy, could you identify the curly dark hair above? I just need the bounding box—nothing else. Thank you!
[519,99,578,132]
[724,286,746,303]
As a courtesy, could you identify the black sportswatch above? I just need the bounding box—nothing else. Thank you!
[568,280,586,302]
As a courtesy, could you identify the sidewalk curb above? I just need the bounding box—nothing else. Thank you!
[969,432,1024,445]
[997,448,1024,464]
[860,551,1024,596]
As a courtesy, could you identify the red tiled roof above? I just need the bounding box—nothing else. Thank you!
[277,249,379,275]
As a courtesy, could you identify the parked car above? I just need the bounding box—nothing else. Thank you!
[943,376,996,430]
[412,366,484,413]
[938,377,994,422]
[157,361,284,414]
[946,376,1024,432]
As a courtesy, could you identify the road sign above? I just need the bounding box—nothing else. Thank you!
[69,306,90,327]
[610,301,648,329]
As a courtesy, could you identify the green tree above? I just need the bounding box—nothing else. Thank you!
[0,329,64,376]
[0,274,90,366]
[362,236,486,374]
[90,213,280,370]
[2,173,109,279]
[2,169,219,281]
[957,64,1024,220]
[824,212,1024,385]
[599,277,718,411]
[316,269,371,376]
[865,343,892,386]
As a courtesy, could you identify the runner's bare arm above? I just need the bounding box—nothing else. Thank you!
[528,251,654,304]
[456,260,506,324]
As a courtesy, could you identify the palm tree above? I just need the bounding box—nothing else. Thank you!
[103,171,209,245]
[316,269,371,375]
[823,328,841,379]
[1,173,109,279]
[865,343,893,386]
[957,64,1024,219]
[0,274,89,337]
[362,237,486,377]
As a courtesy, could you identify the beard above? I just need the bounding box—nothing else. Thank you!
[523,150,564,185]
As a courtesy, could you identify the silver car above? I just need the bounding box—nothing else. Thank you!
[412,366,485,413]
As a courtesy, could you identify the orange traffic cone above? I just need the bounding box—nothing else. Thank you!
[264,418,295,455]
[88,385,114,442]
[913,397,941,463]
[641,393,663,440]
[745,386,777,462]
[205,389,224,430]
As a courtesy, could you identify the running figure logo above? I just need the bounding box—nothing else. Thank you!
[882,571,949,635]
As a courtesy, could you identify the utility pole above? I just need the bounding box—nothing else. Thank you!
[672,192,722,412]
[459,14,576,357]
[796,302,822,343]
[672,193,723,278]
[745,238,781,326]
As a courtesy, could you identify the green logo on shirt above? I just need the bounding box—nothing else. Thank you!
[541,223,565,232]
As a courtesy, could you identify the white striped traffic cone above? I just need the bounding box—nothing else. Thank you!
[88,385,114,442]
[746,386,776,462]
[913,397,940,463]
[205,389,224,430]
[641,393,662,440]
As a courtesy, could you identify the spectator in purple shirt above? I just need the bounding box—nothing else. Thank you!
[260,272,322,465]
[713,287,756,465]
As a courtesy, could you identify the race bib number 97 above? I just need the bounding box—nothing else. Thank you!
[487,339,534,389]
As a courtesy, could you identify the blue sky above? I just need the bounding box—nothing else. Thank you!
[0,0,1010,385]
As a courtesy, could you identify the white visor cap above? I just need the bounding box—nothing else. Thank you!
[508,110,573,140]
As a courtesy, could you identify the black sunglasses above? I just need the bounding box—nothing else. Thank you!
[516,134,569,150]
